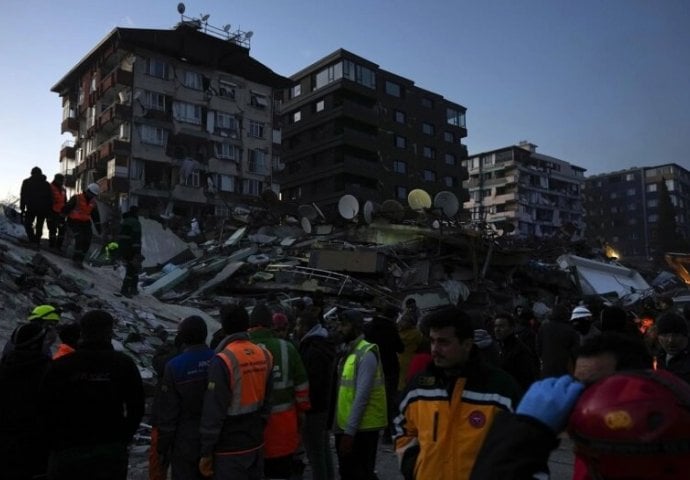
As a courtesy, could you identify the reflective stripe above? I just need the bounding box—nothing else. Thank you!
[217,340,272,416]
[273,339,293,389]
[461,390,514,412]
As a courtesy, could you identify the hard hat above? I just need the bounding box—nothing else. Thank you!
[27,304,61,322]
[568,370,690,479]
[570,305,592,321]
[86,183,100,196]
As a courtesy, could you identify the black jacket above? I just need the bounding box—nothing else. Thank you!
[298,328,337,414]
[658,347,690,385]
[536,321,580,377]
[496,334,539,394]
[0,350,51,479]
[20,173,53,214]
[41,340,145,451]
[364,317,404,381]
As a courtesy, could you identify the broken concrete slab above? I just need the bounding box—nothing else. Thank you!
[185,261,244,300]
[223,227,246,247]
[309,249,386,274]
[140,217,191,269]
[143,267,190,297]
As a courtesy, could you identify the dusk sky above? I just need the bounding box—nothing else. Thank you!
[1,0,688,201]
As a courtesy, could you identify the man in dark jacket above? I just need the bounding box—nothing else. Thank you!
[41,309,144,480]
[156,316,214,480]
[296,309,337,480]
[20,166,53,248]
[536,304,580,377]
[47,173,67,250]
[0,322,52,480]
[117,205,142,297]
[493,312,538,395]
[656,312,690,384]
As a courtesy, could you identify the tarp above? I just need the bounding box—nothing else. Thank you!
[557,254,650,298]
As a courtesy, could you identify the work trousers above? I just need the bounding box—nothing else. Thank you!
[213,449,263,480]
[23,209,47,245]
[68,220,93,263]
[302,412,334,480]
[335,430,380,480]
[120,254,141,295]
[47,212,66,249]
[47,442,128,480]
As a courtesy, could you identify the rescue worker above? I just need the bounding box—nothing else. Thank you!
[334,309,388,480]
[249,304,310,479]
[199,304,273,479]
[53,322,80,360]
[156,316,214,480]
[2,304,61,361]
[117,205,142,297]
[19,166,53,248]
[47,173,67,251]
[63,183,101,268]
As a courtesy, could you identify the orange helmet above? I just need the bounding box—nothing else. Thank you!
[568,370,690,479]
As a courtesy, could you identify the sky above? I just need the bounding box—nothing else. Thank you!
[1,0,689,201]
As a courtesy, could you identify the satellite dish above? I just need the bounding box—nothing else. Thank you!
[380,199,405,221]
[300,217,312,234]
[431,219,441,229]
[433,191,460,217]
[408,189,432,211]
[245,31,254,39]
[338,195,359,220]
[200,14,210,22]
[363,201,378,224]
[223,24,232,32]
[298,204,318,221]
[177,2,186,14]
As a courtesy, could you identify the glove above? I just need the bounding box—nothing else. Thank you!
[516,375,585,433]
[199,455,214,478]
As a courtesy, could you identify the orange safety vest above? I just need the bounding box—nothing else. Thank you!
[50,184,66,214]
[216,339,273,416]
[53,343,75,359]
[68,193,96,222]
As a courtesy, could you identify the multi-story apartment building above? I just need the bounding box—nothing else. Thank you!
[585,163,690,258]
[277,49,469,214]
[462,142,586,237]
[51,21,289,217]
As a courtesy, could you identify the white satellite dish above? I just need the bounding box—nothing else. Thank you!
[338,194,359,220]
[301,217,312,234]
[433,191,460,217]
[298,204,318,221]
[362,201,378,224]
[380,199,405,221]
[408,189,432,211]
[432,219,441,229]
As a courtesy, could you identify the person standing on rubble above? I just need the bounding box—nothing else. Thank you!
[199,304,273,479]
[40,309,144,480]
[63,183,101,268]
[2,304,62,361]
[47,173,67,251]
[0,322,52,479]
[536,304,580,377]
[156,316,214,480]
[117,205,142,297]
[19,166,53,249]
[248,304,311,479]
[334,309,388,480]
[493,311,539,394]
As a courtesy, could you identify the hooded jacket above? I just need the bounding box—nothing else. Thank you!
[299,324,337,414]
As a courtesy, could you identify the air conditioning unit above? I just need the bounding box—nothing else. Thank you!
[118,90,131,104]
[119,123,130,141]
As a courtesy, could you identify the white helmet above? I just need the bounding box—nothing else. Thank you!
[86,183,100,196]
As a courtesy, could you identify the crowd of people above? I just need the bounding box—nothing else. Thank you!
[2,267,690,478]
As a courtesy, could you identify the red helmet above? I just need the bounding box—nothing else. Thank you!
[568,369,690,479]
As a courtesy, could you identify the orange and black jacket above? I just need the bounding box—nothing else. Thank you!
[393,352,521,480]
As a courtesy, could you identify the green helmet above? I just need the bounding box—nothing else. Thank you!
[27,304,61,322]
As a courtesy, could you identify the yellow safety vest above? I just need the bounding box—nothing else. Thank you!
[336,338,387,431]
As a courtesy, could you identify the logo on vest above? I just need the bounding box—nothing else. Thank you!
[468,410,486,428]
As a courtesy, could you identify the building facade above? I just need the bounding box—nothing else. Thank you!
[52,22,289,218]
[462,142,586,237]
[277,49,469,215]
[584,163,690,258]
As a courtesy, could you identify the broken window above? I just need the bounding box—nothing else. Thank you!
[219,79,237,99]
[182,169,201,188]
[250,92,268,109]
[215,112,239,137]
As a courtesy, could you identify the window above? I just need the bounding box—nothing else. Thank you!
[173,101,201,124]
[626,188,636,196]
[144,91,166,111]
[421,97,433,108]
[215,113,239,137]
[423,169,436,182]
[625,173,635,181]
[646,184,657,192]
[611,206,619,213]
[445,153,457,166]
[446,107,466,128]
[249,120,265,138]
[396,186,407,200]
[647,199,658,208]
[394,110,406,123]
[422,122,435,135]
[218,79,236,99]
[250,92,269,109]
[609,192,618,199]
[139,125,168,146]
[182,71,203,90]
[243,178,261,196]
[444,131,453,142]
[217,174,237,192]
[291,84,301,98]
[423,146,435,159]
[393,160,407,174]
[248,149,268,174]
[443,176,456,187]
[182,169,201,187]
[385,81,401,97]
[214,142,241,161]
[342,60,375,89]
[292,111,301,123]
[315,62,344,89]
[648,214,658,222]
[666,179,675,191]
[395,135,406,149]
[147,58,167,78]
[315,100,325,112]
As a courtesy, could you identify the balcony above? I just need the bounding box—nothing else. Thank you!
[59,140,76,163]
[97,103,132,131]
[99,68,133,103]
[61,117,79,135]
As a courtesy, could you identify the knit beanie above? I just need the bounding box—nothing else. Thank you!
[250,304,273,328]
[656,313,688,336]
[178,315,208,345]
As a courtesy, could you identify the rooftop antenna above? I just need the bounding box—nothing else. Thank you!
[177,2,186,19]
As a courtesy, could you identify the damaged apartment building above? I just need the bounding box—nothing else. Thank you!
[51,20,290,218]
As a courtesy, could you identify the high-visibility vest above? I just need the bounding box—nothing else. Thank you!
[50,184,66,214]
[336,338,387,431]
[216,339,273,416]
[67,193,96,222]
